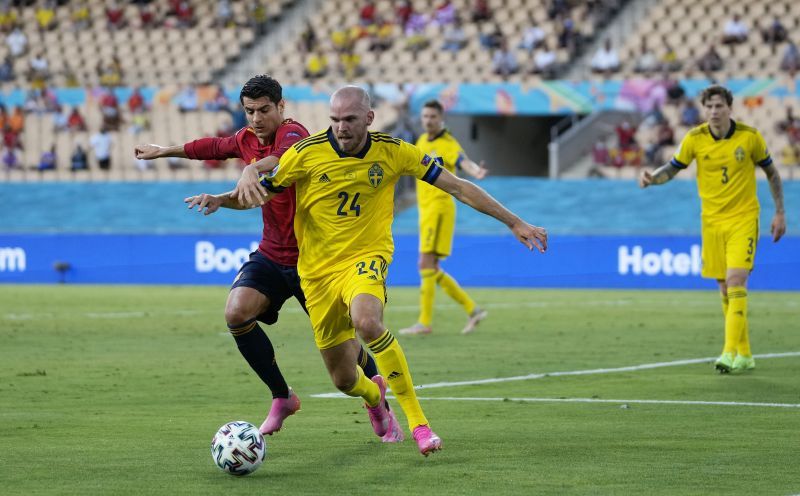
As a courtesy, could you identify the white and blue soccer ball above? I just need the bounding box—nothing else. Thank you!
[210,421,267,476]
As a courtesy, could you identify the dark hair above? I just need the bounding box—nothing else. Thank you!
[240,74,282,105]
[422,99,444,113]
[700,85,733,106]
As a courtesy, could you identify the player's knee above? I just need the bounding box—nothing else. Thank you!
[225,303,255,327]
[352,315,384,340]
[331,370,357,392]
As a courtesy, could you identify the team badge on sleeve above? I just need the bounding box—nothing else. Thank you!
[368,163,384,188]
[421,154,432,166]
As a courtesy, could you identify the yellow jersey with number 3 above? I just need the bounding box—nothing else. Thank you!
[671,120,772,223]
[415,129,464,210]
[265,128,443,280]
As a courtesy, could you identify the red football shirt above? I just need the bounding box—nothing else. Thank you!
[183,119,309,265]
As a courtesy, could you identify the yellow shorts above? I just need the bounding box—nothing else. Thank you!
[419,203,456,257]
[701,216,759,279]
[302,256,388,350]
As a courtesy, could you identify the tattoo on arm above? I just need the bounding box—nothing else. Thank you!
[650,163,680,185]
[764,165,785,214]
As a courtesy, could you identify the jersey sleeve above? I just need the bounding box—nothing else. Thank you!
[670,133,695,169]
[183,132,241,160]
[750,129,773,168]
[271,122,309,159]
[399,140,443,184]
[262,143,305,192]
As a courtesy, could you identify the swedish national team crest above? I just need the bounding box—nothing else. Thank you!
[734,146,745,163]
[368,163,384,188]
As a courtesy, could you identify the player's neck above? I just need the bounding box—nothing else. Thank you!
[709,119,732,140]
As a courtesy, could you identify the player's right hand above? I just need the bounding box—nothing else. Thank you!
[184,193,222,216]
[230,164,269,207]
[512,221,547,253]
[638,170,653,188]
[134,144,163,160]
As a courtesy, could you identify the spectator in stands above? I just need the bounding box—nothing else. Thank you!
[442,16,467,52]
[645,118,675,165]
[780,40,800,75]
[776,106,797,134]
[248,0,268,36]
[42,87,60,113]
[38,145,56,171]
[518,13,545,54]
[213,0,234,28]
[395,0,412,30]
[67,106,87,132]
[90,125,112,171]
[62,64,79,87]
[404,11,429,54]
[298,20,318,54]
[480,22,503,50]
[303,47,328,79]
[633,39,658,74]
[615,120,637,152]
[202,85,229,112]
[531,41,558,79]
[338,44,364,81]
[97,57,124,87]
[680,99,701,127]
[492,38,519,78]
[721,14,748,46]
[106,1,127,30]
[433,0,456,28]
[4,106,22,141]
[556,14,579,57]
[760,17,787,53]
[176,85,198,113]
[2,146,20,169]
[138,3,157,30]
[590,39,620,75]
[71,1,91,31]
[70,143,88,171]
[28,51,49,87]
[129,111,150,135]
[0,5,19,34]
[367,15,394,52]
[547,0,570,20]
[128,86,146,114]
[35,1,57,32]
[6,27,27,58]
[359,0,376,26]
[0,55,13,82]
[697,43,723,76]
[99,88,121,130]
[471,0,491,23]
[175,1,196,29]
[659,37,681,72]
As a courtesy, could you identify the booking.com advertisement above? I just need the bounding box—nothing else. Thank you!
[0,234,797,290]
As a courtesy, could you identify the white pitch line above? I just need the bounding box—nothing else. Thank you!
[410,396,800,409]
[310,351,800,398]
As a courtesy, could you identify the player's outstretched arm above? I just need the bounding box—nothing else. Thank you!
[134,144,188,160]
[639,162,681,188]
[184,189,276,215]
[432,168,547,253]
[230,155,280,207]
[763,163,786,242]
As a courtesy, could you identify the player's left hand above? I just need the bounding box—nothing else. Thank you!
[771,211,786,242]
[184,193,223,216]
[474,160,489,180]
[511,221,547,253]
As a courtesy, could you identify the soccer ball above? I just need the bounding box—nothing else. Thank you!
[210,421,267,476]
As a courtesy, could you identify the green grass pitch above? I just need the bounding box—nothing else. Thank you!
[1,285,799,496]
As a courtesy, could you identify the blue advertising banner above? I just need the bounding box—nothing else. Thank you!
[1,234,797,290]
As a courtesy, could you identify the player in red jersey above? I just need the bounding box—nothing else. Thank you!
[134,75,400,441]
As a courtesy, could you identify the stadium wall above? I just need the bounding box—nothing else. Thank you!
[1,233,797,290]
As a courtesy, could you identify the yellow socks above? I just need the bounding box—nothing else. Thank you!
[343,365,381,407]
[723,286,748,354]
[436,270,476,315]
[418,269,437,326]
[368,330,428,430]
[720,294,729,317]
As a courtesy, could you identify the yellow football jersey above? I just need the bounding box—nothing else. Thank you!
[671,121,772,223]
[266,128,443,280]
[415,129,465,210]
